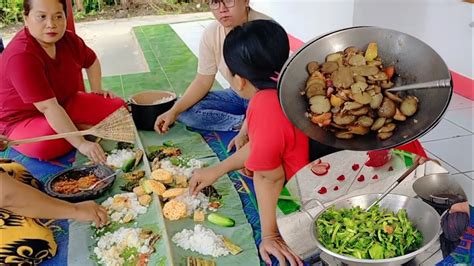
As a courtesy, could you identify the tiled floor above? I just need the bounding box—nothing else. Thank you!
[419,93,474,204]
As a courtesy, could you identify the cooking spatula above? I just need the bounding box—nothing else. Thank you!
[386,78,451,93]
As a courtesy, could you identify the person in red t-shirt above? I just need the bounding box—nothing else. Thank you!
[0,0,125,162]
[189,20,307,266]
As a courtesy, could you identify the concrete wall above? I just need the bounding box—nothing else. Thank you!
[250,0,355,42]
[352,0,473,78]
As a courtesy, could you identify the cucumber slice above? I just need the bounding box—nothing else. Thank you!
[121,157,135,172]
[207,213,235,227]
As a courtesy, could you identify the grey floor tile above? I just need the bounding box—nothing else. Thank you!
[420,119,471,142]
[426,241,440,253]
[426,151,461,174]
[443,107,474,133]
[464,171,473,179]
[448,93,474,110]
[423,135,474,173]
[421,250,443,265]
[416,250,434,266]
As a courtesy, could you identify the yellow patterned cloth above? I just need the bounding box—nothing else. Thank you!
[0,159,57,265]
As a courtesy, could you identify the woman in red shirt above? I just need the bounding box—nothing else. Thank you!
[190,20,307,266]
[0,0,125,162]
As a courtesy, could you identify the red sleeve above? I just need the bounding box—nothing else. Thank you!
[6,53,55,103]
[245,94,285,172]
[68,31,96,68]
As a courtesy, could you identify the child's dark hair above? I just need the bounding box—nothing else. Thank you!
[223,20,290,90]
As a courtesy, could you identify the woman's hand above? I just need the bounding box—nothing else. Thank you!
[189,167,222,196]
[155,109,179,134]
[92,89,117,98]
[450,201,470,216]
[73,201,109,227]
[259,233,303,266]
[227,130,249,152]
[78,140,106,163]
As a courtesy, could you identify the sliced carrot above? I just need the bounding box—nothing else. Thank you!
[384,66,395,80]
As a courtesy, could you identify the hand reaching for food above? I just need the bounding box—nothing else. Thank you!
[189,167,221,196]
[73,200,109,227]
[155,109,178,134]
[227,131,248,152]
[78,140,106,163]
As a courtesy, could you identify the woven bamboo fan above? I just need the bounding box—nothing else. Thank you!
[8,107,136,146]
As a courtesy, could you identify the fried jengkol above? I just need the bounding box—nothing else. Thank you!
[304,42,419,140]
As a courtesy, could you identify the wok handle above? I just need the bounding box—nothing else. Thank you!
[429,194,451,205]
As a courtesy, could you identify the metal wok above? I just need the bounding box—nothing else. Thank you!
[412,173,467,213]
[278,26,452,151]
[310,194,441,266]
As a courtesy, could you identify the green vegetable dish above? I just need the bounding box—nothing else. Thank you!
[316,206,423,260]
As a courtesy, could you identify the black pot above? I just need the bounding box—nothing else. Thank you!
[129,90,177,131]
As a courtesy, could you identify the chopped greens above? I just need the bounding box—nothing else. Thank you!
[316,206,423,260]
[93,221,121,238]
[169,156,192,168]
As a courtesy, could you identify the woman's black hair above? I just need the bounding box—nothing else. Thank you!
[23,0,68,16]
[223,19,289,90]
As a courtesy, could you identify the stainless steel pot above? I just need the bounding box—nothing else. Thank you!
[278,26,453,151]
[309,194,440,266]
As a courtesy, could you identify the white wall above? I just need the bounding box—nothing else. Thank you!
[353,0,473,78]
[252,0,473,78]
[250,0,355,42]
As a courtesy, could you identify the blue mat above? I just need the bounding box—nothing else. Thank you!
[196,130,262,243]
[0,147,74,266]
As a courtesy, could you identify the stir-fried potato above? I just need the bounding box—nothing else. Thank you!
[304,42,419,140]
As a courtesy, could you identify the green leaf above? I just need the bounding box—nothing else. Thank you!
[369,243,385,259]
